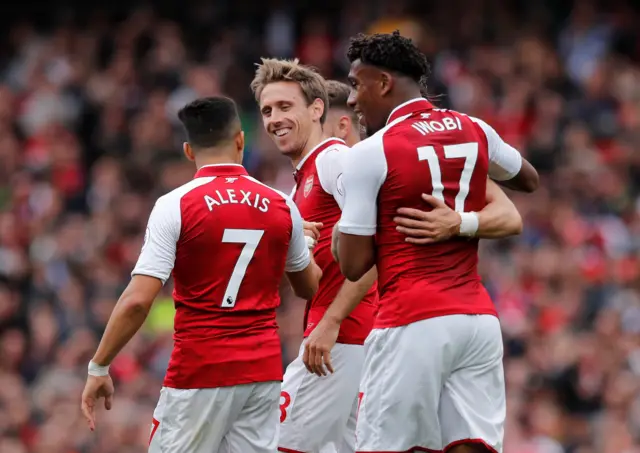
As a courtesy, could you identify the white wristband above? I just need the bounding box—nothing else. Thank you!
[305,235,316,249]
[459,212,479,237]
[88,360,110,377]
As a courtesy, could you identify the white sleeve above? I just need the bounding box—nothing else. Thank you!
[316,145,347,209]
[131,195,180,284]
[338,136,387,236]
[284,196,311,272]
[471,116,523,181]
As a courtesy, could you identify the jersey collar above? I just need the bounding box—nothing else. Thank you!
[295,137,346,172]
[194,164,248,179]
[387,98,434,125]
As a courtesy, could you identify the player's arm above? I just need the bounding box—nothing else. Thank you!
[317,146,378,318]
[336,139,385,282]
[394,179,523,243]
[302,150,378,375]
[284,198,322,300]
[304,251,377,376]
[91,275,163,367]
[82,196,178,430]
[472,117,539,193]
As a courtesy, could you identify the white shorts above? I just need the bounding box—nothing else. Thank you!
[149,382,280,453]
[279,340,365,453]
[356,315,505,453]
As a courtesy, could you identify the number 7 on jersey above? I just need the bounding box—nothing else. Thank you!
[221,229,264,308]
[417,142,478,212]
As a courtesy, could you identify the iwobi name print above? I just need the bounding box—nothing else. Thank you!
[204,189,271,213]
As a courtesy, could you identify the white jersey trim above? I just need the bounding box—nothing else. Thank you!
[296,137,347,171]
[469,116,523,181]
[132,177,216,284]
[338,114,411,236]
[315,142,350,209]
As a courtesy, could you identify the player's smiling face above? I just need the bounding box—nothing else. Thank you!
[347,59,389,136]
[260,81,317,158]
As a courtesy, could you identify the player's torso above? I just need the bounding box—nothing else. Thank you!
[167,165,291,388]
[375,105,496,328]
[293,140,377,344]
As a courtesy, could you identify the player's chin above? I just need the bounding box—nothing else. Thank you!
[277,141,300,156]
[273,136,294,153]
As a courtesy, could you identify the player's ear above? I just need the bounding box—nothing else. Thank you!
[235,130,245,164]
[183,142,195,162]
[380,71,394,96]
[235,130,245,153]
[310,98,325,123]
[337,115,351,141]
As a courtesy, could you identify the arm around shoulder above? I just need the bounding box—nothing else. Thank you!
[473,179,523,238]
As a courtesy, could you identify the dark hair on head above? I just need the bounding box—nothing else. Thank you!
[325,80,351,110]
[347,30,430,84]
[177,96,240,149]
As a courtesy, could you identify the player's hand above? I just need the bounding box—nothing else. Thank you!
[303,317,339,376]
[81,374,115,431]
[394,194,461,244]
[303,221,323,249]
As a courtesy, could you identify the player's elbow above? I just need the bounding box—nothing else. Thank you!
[340,261,368,282]
[515,161,539,193]
[337,234,375,281]
[287,261,322,300]
[118,275,163,315]
[120,293,154,316]
[520,173,539,193]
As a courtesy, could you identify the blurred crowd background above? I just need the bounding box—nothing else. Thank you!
[1,0,640,451]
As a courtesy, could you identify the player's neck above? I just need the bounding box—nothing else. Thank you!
[291,127,327,169]
[392,87,424,111]
[195,155,241,169]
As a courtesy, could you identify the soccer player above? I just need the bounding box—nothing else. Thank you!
[324,79,364,147]
[80,96,322,453]
[325,79,526,254]
[252,59,525,453]
[251,58,378,453]
[336,32,539,453]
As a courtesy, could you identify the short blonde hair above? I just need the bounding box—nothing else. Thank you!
[251,58,329,124]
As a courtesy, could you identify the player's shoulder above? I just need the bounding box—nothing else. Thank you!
[350,130,386,156]
[154,176,217,211]
[459,112,493,131]
[240,175,295,208]
[316,139,350,167]
[317,140,350,157]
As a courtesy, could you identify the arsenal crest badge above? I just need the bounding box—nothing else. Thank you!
[303,175,314,197]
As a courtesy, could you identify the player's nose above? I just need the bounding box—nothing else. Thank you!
[347,90,357,109]
[267,111,286,130]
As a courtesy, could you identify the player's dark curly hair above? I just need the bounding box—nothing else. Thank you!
[347,30,430,84]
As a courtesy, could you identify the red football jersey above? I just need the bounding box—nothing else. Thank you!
[338,98,523,329]
[292,138,378,344]
[132,164,311,388]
